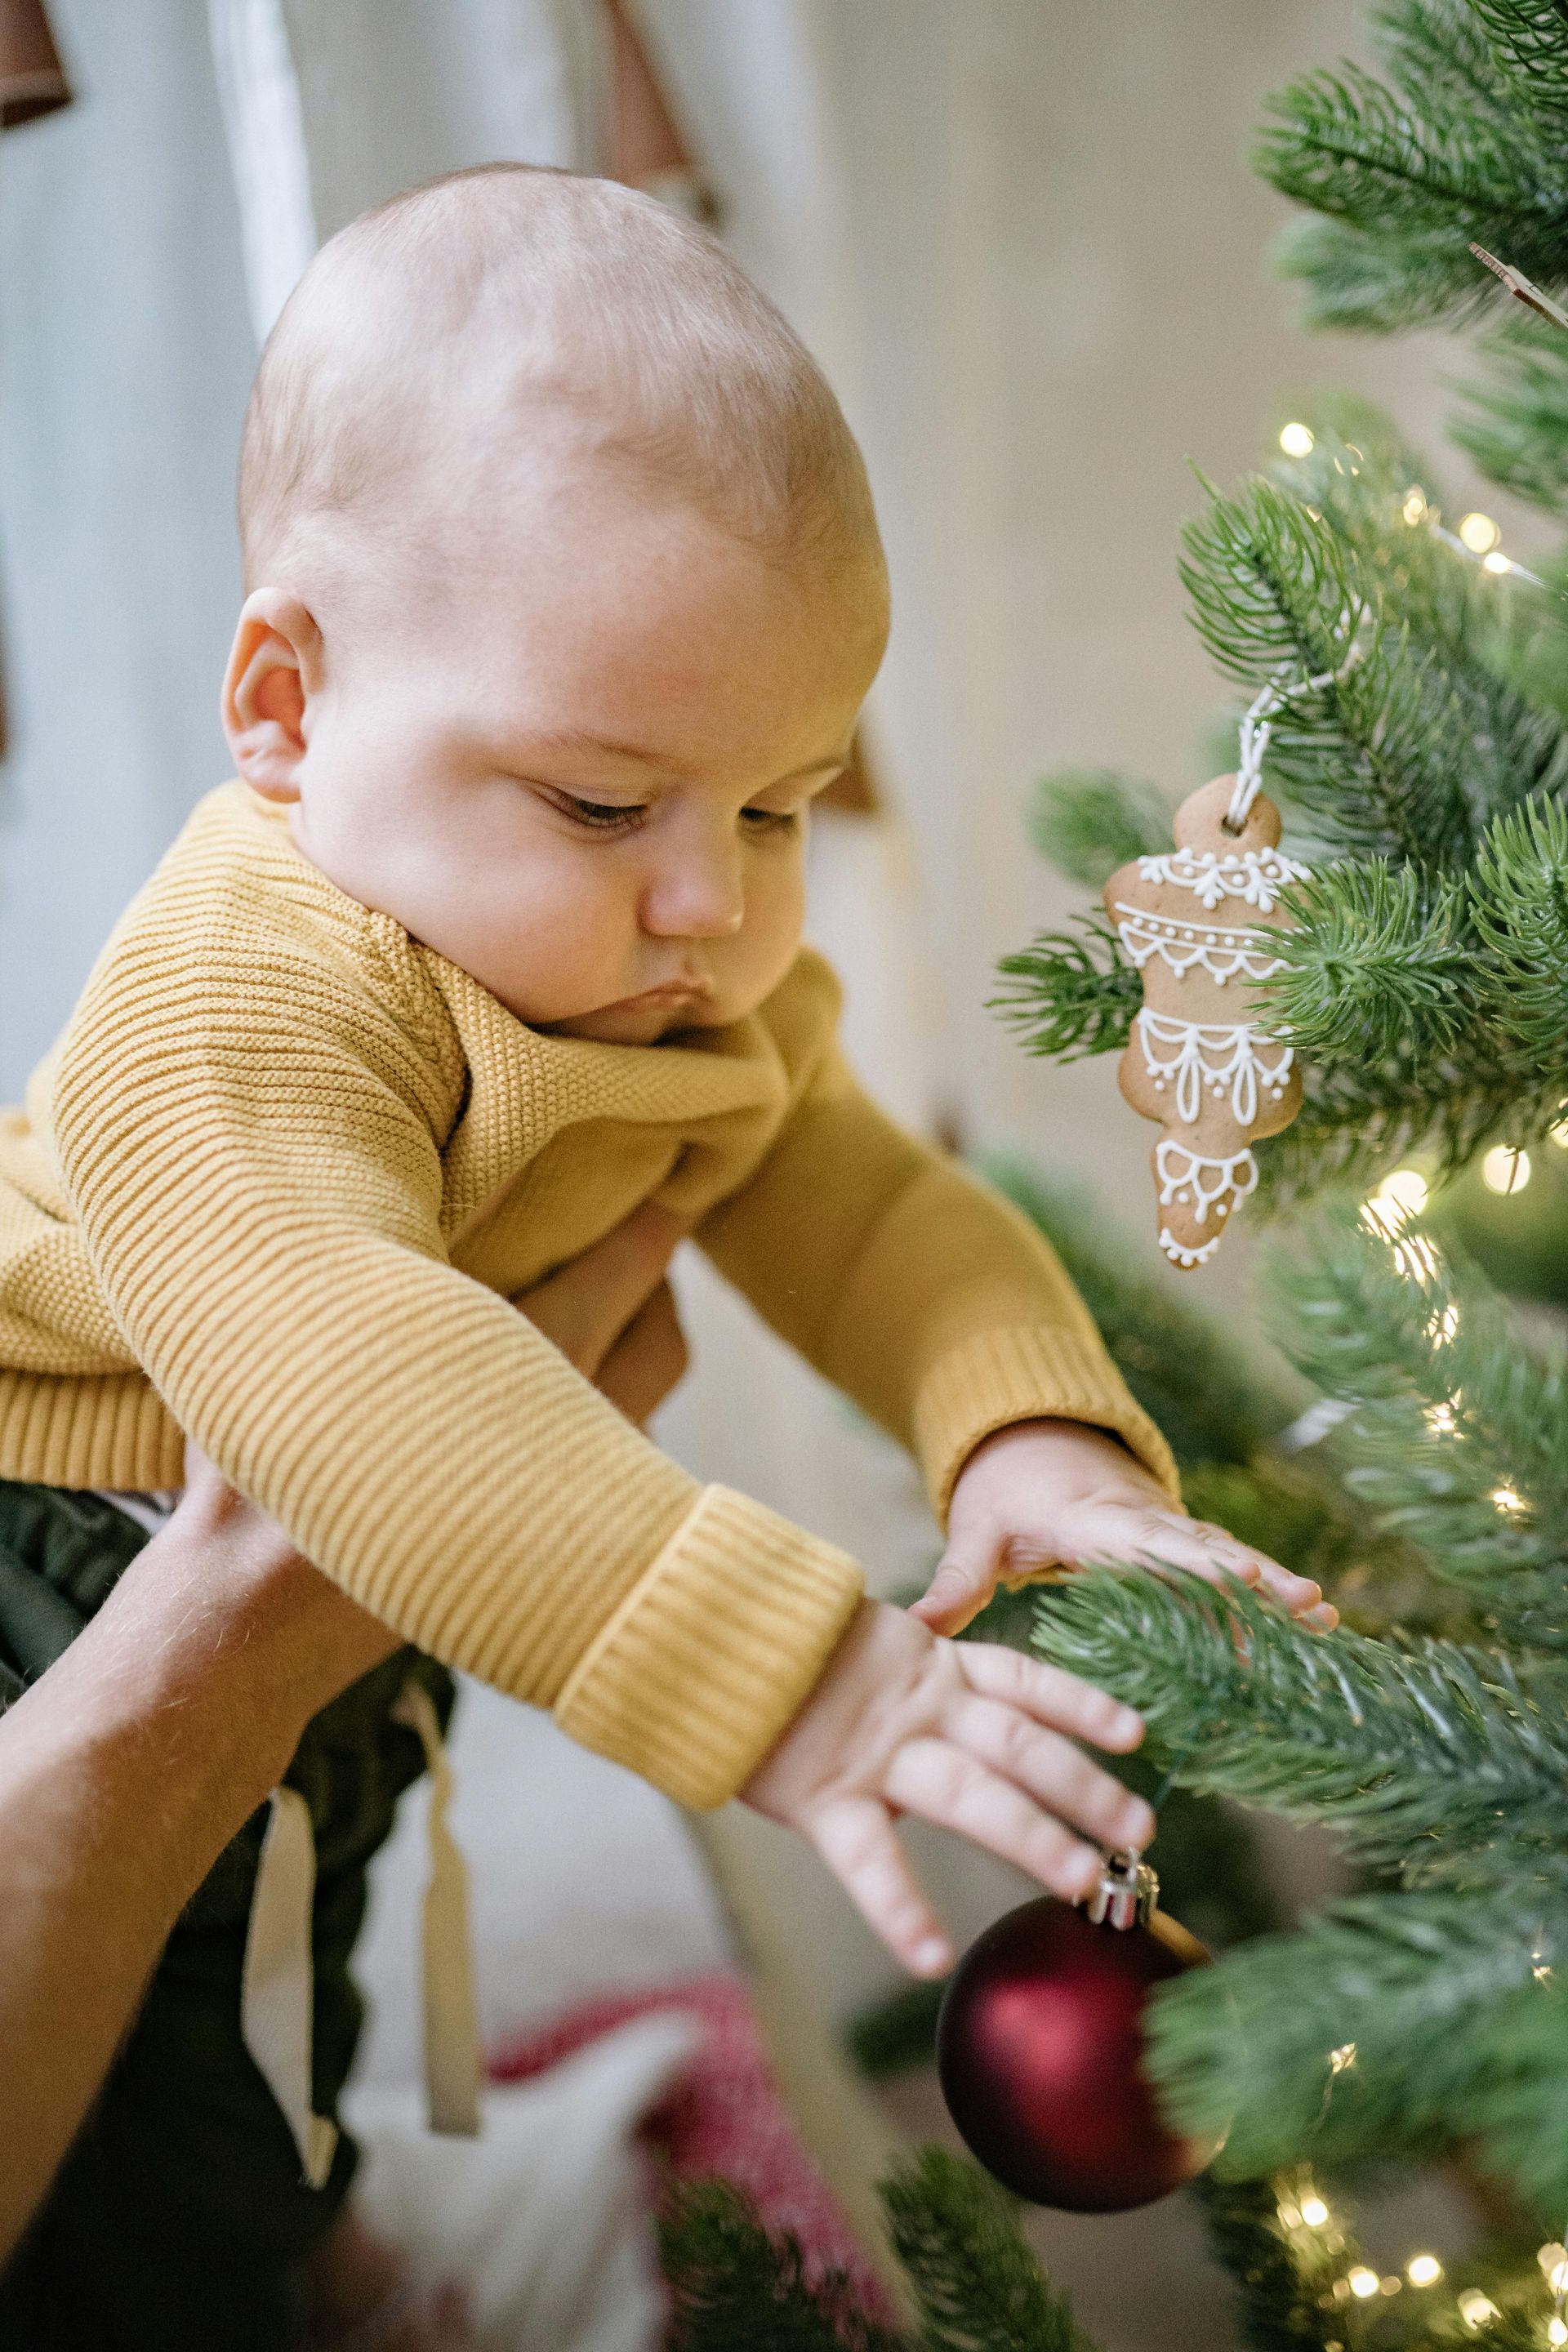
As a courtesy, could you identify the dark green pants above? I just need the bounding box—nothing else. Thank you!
[0,1481,453,2352]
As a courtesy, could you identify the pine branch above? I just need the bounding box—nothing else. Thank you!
[1472,796,1568,1082]
[1145,1888,1568,2208]
[1272,211,1490,333]
[980,1157,1298,1464]
[1250,1044,1521,1202]
[1454,315,1568,512]
[880,2150,1099,2352]
[1256,8,1568,327]
[1193,2176,1347,2352]
[1026,771,1174,890]
[660,2179,903,2352]
[1031,1568,1568,1881]
[1468,0,1568,125]
[1263,860,1469,1060]
[1179,476,1489,862]
[991,917,1139,1061]
[1267,1208,1568,1641]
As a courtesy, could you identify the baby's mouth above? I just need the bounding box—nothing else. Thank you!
[612,975,713,1011]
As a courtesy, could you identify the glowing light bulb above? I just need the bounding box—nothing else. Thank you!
[1406,2254,1442,2287]
[1551,1118,1568,1150]
[1301,2196,1330,2227]
[1348,2267,1380,2299]
[1536,2243,1566,2278]
[1383,1167,1428,1216]
[1481,1145,1531,1195]
[1363,1167,1429,1236]
[1458,2287,1499,2328]
[1492,1485,1525,1515]
[1279,421,1315,457]
[1329,2042,1357,2074]
[1549,2256,1568,2292]
[1482,549,1512,574]
[1548,2318,1566,2348]
[1403,486,1428,525]
[1459,510,1501,554]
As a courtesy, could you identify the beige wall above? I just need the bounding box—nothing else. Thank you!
[800,0,1538,1298]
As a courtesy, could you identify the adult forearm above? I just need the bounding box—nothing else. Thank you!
[0,1487,392,2263]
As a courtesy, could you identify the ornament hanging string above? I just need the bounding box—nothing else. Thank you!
[1225,616,1367,836]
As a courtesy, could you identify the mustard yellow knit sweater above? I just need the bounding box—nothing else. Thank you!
[0,786,1176,1804]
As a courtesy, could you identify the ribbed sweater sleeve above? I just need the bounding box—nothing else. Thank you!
[51,860,861,1808]
[697,1036,1179,1520]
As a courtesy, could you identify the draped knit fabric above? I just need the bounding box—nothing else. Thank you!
[0,783,1178,1806]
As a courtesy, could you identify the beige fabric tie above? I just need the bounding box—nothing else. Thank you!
[241,1676,481,2187]
[392,1678,482,2137]
[241,1786,340,2189]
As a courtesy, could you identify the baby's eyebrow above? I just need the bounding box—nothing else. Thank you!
[508,732,851,791]
[514,728,671,772]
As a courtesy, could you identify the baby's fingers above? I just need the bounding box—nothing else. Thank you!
[807,1793,953,1976]
[958,1642,1145,1752]
[942,1695,1153,1853]
[910,1529,996,1635]
[884,1737,1109,1905]
[1131,1512,1334,1626]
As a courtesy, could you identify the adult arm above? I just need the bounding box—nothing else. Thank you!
[0,1477,397,2265]
[0,1201,692,2265]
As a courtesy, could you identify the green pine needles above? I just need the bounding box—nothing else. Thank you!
[658,2154,1100,2352]
[1023,1194,1568,2212]
[1001,3,1568,1197]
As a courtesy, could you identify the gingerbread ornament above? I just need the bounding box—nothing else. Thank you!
[1103,774,1307,1270]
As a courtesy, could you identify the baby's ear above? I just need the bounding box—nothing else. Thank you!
[221,590,321,801]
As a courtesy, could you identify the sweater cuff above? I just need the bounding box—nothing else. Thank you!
[552,1484,865,1810]
[913,1325,1181,1524]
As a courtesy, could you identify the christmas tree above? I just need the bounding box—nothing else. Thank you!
[998,0,1568,2336]
[661,3,1568,2341]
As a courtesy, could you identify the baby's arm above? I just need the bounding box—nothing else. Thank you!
[699,960,1330,1633]
[51,894,861,1813]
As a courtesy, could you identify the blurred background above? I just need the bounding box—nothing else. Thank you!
[0,6,1528,2345]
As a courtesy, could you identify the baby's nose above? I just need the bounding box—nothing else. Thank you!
[641,850,745,938]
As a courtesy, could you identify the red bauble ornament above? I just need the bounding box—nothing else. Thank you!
[937,1855,1221,2213]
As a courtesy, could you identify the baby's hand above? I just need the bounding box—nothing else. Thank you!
[742,1599,1153,1976]
[912,1419,1336,1637]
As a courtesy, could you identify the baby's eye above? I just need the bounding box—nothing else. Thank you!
[557,793,648,833]
[741,805,800,834]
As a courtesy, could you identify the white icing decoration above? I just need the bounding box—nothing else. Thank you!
[1136,844,1312,914]
[1159,1226,1222,1268]
[1111,902,1285,984]
[1155,1139,1258,1226]
[1135,1010,1294,1127]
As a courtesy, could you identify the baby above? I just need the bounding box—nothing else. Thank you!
[0,165,1326,2345]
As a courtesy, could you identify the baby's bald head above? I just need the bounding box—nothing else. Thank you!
[238,163,882,604]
